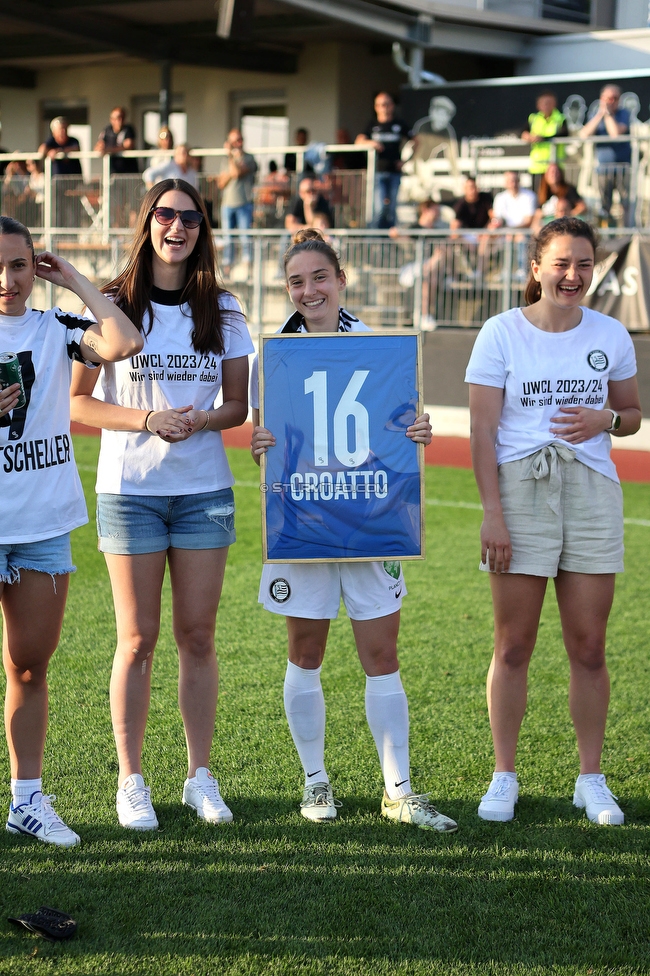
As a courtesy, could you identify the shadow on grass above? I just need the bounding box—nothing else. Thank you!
[1,798,649,970]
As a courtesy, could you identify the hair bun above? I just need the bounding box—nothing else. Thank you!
[292,227,326,246]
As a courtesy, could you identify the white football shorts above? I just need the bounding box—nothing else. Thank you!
[258,560,406,621]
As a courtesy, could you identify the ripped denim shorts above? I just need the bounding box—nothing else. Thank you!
[96,489,236,555]
[0,532,75,585]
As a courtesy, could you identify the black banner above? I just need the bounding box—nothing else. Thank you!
[585,235,650,332]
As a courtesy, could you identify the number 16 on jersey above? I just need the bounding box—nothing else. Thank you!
[259,332,424,562]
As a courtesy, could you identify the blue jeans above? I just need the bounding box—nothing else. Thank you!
[0,532,74,585]
[373,171,401,229]
[221,202,254,267]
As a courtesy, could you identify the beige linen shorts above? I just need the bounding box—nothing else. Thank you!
[479,443,624,577]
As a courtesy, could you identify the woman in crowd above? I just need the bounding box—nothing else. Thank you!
[250,227,457,832]
[466,217,640,825]
[1,215,142,846]
[536,163,586,223]
[70,179,253,830]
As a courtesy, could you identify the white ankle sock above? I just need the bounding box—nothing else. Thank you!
[11,778,42,804]
[284,660,328,787]
[365,671,412,800]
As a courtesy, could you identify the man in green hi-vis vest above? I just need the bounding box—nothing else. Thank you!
[521,92,569,190]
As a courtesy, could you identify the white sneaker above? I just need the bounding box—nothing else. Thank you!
[478,773,518,822]
[300,782,341,821]
[573,774,624,825]
[6,791,80,847]
[116,774,158,830]
[381,792,458,832]
[183,767,233,824]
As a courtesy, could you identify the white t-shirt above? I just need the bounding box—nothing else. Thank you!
[249,307,371,410]
[0,307,95,543]
[465,306,637,482]
[95,292,254,495]
[492,188,537,227]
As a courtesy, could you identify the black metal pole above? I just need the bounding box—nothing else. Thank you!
[159,60,172,127]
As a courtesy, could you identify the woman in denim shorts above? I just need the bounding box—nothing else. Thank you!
[0,216,142,847]
[71,180,253,830]
[466,218,641,826]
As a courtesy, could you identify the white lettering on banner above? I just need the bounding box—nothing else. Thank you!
[286,470,389,501]
[304,369,371,468]
[597,266,639,298]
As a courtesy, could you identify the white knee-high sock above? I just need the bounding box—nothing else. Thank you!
[284,660,328,787]
[365,671,411,800]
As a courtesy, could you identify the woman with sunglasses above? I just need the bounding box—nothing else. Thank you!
[70,179,253,830]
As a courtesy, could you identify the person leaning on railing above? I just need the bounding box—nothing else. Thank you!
[579,84,631,225]
[38,117,82,176]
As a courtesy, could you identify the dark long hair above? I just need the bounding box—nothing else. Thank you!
[0,215,34,259]
[103,179,235,355]
[537,165,570,205]
[524,217,598,306]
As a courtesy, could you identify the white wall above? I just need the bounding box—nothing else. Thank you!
[616,0,648,29]
[0,42,362,156]
[523,28,650,76]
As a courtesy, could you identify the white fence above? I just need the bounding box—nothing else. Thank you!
[21,227,631,334]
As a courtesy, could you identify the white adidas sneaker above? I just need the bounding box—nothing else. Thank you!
[6,791,80,847]
[116,774,159,830]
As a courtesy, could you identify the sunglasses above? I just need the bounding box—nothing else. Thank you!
[150,207,204,229]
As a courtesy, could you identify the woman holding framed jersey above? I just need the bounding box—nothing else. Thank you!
[250,228,457,832]
[70,180,253,831]
[0,215,142,847]
[466,217,641,825]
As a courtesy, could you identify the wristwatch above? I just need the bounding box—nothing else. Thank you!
[606,409,621,432]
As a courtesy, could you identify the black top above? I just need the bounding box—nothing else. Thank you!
[99,123,139,174]
[151,285,185,306]
[363,118,410,172]
[289,194,334,227]
[453,193,493,229]
[43,135,82,176]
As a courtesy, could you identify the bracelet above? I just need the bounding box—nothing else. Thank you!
[197,410,210,432]
[144,410,154,432]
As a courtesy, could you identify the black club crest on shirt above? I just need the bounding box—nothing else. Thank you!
[270,578,291,603]
[587,350,608,372]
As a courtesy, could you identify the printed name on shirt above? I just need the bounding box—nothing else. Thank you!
[519,377,604,408]
[2,433,71,474]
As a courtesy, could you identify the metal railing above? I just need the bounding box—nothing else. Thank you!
[3,134,647,240]
[22,227,639,334]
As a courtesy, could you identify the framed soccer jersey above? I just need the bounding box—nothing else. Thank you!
[259,332,424,562]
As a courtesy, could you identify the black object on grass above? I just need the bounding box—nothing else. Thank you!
[8,907,76,941]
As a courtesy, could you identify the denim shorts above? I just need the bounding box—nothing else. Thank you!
[0,532,75,585]
[96,489,236,555]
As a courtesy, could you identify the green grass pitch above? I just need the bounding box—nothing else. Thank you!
[0,436,649,975]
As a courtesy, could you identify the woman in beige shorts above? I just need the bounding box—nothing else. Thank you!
[465,217,641,825]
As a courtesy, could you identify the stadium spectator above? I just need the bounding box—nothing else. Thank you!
[531,194,576,235]
[579,84,631,224]
[1,161,29,221]
[285,175,334,232]
[70,179,253,832]
[38,117,82,176]
[25,158,44,203]
[147,128,174,170]
[217,128,257,274]
[250,227,457,833]
[391,200,448,331]
[142,144,199,189]
[531,163,586,233]
[1,215,142,848]
[355,93,410,229]
[521,92,568,188]
[466,217,641,827]
[284,127,308,174]
[489,171,537,277]
[94,107,138,175]
[451,177,492,230]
